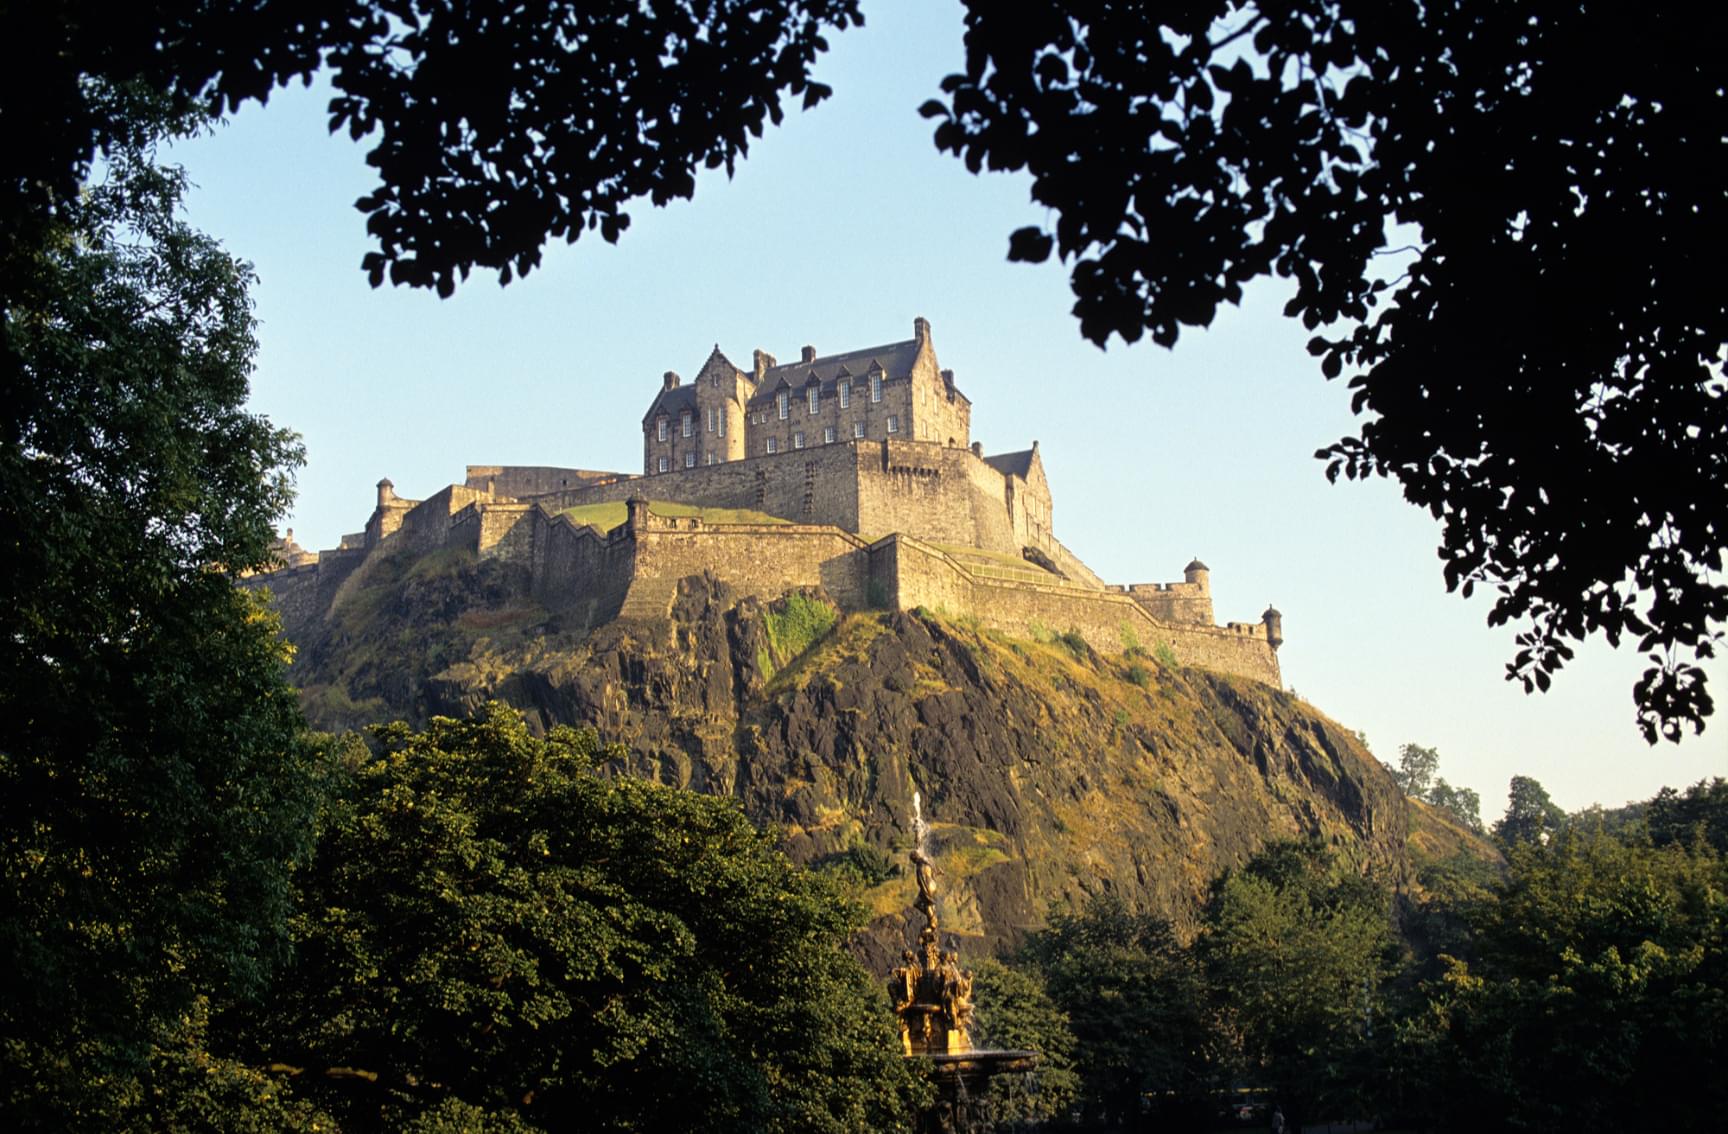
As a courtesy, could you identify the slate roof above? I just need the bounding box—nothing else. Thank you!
[746,339,921,407]
[984,449,1037,478]
[641,383,697,425]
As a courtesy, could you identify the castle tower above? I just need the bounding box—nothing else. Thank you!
[1262,605,1284,649]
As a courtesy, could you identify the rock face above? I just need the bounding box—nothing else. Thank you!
[279,551,1411,966]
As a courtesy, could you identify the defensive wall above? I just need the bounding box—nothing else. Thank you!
[511,438,1069,578]
[251,485,1282,687]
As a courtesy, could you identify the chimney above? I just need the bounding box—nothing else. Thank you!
[662,370,680,392]
[801,344,817,364]
[970,441,983,457]
[913,316,931,343]
[753,349,774,382]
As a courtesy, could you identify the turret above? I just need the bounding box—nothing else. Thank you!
[377,477,396,506]
[1183,558,1210,591]
[1262,605,1284,649]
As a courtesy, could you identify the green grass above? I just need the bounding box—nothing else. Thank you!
[557,499,794,532]
[765,593,837,668]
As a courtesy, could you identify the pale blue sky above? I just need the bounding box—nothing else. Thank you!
[165,1,1722,814]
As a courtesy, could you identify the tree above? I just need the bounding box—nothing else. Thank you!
[2,1,861,298]
[1021,894,1219,1129]
[1200,841,1396,1130]
[1426,779,1483,834]
[1406,829,1728,1133]
[1492,775,1566,848]
[1388,744,1440,800]
[1647,778,1728,854]
[227,706,923,1133]
[967,958,1081,1131]
[0,145,321,1124]
[925,0,1725,744]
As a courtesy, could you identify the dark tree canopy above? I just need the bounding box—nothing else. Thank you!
[0,149,320,1124]
[2,0,861,295]
[926,0,1726,743]
[234,707,922,1132]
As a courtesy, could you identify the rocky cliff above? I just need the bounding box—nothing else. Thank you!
[277,546,1418,964]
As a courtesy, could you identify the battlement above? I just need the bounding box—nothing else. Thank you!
[250,320,1284,686]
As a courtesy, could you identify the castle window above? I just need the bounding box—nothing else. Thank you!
[705,408,715,433]
[807,386,819,414]
[870,372,882,402]
[887,414,899,434]
[839,380,850,408]
[657,456,669,473]
[852,421,864,439]
[656,418,668,442]
[777,391,789,420]
[681,412,692,438]
[718,412,726,437]
[705,453,716,466]
[766,437,778,454]
[794,431,805,449]
[685,451,696,468]
[823,426,836,444]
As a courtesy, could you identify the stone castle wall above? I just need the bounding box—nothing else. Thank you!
[463,465,629,499]
[252,490,1282,687]
[522,439,1060,565]
[880,535,1281,685]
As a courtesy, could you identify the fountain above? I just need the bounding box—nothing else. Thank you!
[892,793,1037,1133]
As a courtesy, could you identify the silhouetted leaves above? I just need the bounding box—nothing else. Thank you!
[4,1,863,296]
[932,0,1726,742]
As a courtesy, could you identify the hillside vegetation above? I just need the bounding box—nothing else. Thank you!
[279,553,1483,957]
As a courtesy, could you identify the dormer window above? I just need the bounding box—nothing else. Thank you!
[656,418,668,442]
[870,372,882,403]
[807,385,819,414]
[839,380,850,408]
[777,390,789,420]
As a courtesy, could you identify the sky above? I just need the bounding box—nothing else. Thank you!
[162,0,1723,815]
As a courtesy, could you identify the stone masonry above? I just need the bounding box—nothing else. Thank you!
[253,319,1285,686]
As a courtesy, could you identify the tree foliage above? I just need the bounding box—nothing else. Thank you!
[1492,774,1566,848]
[926,0,1726,743]
[229,706,922,1133]
[1200,841,1395,1127]
[967,957,1081,1131]
[3,1,861,297]
[1387,743,1483,832]
[1019,894,1217,1128]
[0,145,321,1125]
[1401,828,1728,1134]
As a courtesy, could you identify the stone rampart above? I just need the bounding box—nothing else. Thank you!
[879,535,1281,686]
[632,513,873,611]
[1114,581,1214,625]
[529,510,638,628]
[464,465,629,498]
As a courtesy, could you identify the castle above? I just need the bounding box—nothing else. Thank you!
[258,318,1284,685]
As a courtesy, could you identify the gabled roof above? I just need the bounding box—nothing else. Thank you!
[984,448,1038,478]
[641,383,697,425]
